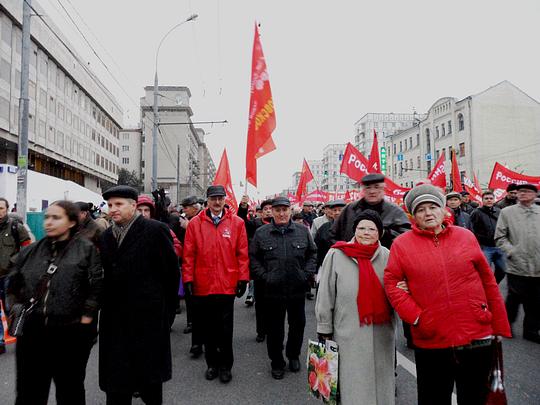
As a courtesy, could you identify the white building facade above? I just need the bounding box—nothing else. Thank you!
[0,0,123,192]
[119,127,142,175]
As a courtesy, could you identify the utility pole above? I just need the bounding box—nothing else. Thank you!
[16,0,31,221]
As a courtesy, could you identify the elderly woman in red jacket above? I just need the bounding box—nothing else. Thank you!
[384,184,511,405]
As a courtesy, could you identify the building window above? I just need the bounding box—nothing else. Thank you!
[425,129,431,151]
[447,120,452,134]
[459,142,466,157]
[442,148,446,158]
[122,145,129,152]
[435,126,439,138]
[417,156,421,168]
[122,157,130,164]
[416,133,420,146]
[393,143,396,154]
[409,137,413,149]
[399,141,403,152]
[441,123,445,136]
[0,59,10,83]
[458,113,464,131]
[123,133,130,140]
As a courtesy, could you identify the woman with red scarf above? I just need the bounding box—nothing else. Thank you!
[315,210,396,405]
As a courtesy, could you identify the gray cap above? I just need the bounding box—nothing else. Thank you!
[326,199,347,208]
[181,195,199,207]
[206,185,226,198]
[303,201,314,206]
[445,191,462,200]
[272,197,291,207]
[405,184,446,214]
[361,173,385,185]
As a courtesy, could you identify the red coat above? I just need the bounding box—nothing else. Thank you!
[182,208,249,296]
[384,222,511,349]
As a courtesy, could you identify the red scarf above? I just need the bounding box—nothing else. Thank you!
[331,241,391,326]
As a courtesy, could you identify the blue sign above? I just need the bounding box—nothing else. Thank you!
[425,153,432,161]
[397,154,404,162]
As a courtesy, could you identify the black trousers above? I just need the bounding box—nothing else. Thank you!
[265,296,306,369]
[414,345,493,405]
[15,320,95,405]
[254,280,266,336]
[185,294,203,346]
[197,294,235,370]
[105,383,162,405]
[506,273,540,335]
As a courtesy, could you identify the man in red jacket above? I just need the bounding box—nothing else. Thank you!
[182,185,249,384]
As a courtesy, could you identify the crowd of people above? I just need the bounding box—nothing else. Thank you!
[0,173,538,404]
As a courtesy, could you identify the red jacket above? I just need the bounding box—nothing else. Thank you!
[182,208,249,296]
[384,222,511,349]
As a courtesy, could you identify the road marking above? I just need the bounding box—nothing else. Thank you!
[397,351,458,405]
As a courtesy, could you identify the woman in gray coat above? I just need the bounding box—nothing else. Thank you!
[316,210,398,405]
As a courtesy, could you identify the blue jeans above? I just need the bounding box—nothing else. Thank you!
[481,246,506,283]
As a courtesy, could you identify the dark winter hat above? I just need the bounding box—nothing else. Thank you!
[361,173,385,186]
[352,209,383,239]
[445,191,462,200]
[206,185,226,198]
[271,197,291,207]
[102,185,138,201]
[460,191,470,196]
[327,199,346,208]
[260,199,273,209]
[405,184,446,214]
[181,195,199,207]
[516,183,538,192]
[506,183,518,192]
[75,201,91,212]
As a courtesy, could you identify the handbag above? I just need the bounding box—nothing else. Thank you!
[484,339,507,405]
[7,240,72,337]
[307,339,339,405]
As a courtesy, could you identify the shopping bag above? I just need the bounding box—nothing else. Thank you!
[485,340,507,405]
[307,339,339,405]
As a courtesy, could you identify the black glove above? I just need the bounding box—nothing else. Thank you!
[318,333,332,344]
[184,282,193,297]
[236,280,248,298]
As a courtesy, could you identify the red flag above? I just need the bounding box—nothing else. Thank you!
[428,153,447,190]
[368,130,381,174]
[213,149,238,211]
[295,159,314,202]
[473,172,481,191]
[463,176,483,204]
[488,162,540,201]
[384,177,410,205]
[451,149,463,192]
[340,143,370,182]
[245,23,276,187]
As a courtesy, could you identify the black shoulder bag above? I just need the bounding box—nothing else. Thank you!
[8,240,72,337]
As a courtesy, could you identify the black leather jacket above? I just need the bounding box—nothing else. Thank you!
[470,206,501,247]
[249,220,317,299]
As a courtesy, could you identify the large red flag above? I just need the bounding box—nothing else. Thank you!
[463,176,483,204]
[488,162,540,201]
[213,149,238,211]
[340,143,370,182]
[428,153,447,190]
[451,149,463,192]
[245,23,276,187]
[368,130,381,174]
[384,177,410,205]
[295,159,314,202]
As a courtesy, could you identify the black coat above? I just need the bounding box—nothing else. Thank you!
[470,206,501,247]
[249,220,317,299]
[314,221,334,268]
[451,207,472,230]
[98,216,179,392]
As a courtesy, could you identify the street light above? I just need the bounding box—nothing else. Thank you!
[151,13,198,191]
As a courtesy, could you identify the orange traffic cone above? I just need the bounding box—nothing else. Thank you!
[1,301,17,345]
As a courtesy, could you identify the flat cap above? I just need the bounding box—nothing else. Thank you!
[102,185,138,201]
[506,183,518,192]
[326,199,347,208]
[207,185,226,198]
[303,201,314,206]
[272,197,291,207]
[181,195,199,206]
[405,184,446,214]
[361,173,385,185]
[516,183,538,192]
[445,191,462,200]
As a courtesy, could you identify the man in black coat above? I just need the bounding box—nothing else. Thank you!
[470,190,506,283]
[249,197,317,379]
[496,183,518,209]
[99,186,179,405]
[446,191,472,230]
[331,173,411,248]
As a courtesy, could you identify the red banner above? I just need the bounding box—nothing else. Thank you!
[384,177,410,205]
[368,130,381,174]
[428,153,447,190]
[451,150,463,192]
[305,189,329,203]
[296,159,315,202]
[213,149,238,211]
[488,162,540,200]
[245,23,276,187]
[463,176,483,204]
[340,142,370,182]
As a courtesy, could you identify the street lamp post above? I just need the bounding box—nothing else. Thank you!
[151,14,198,191]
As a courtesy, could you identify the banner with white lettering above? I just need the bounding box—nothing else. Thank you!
[384,177,410,205]
[488,162,540,200]
[340,142,369,182]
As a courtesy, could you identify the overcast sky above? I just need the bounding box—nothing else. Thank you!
[38,0,540,198]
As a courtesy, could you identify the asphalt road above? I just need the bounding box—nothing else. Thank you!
[1,279,539,404]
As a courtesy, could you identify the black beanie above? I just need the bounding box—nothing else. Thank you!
[352,209,384,239]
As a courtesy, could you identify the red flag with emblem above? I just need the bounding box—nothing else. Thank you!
[368,130,381,174]
[245,23,277,187]
[451,149,463,192]
[340,143,370,182]
[428,153,447,190]
[295,159,314,202]
[213,149,238,211]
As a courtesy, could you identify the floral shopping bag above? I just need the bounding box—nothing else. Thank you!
[307,339,339,404]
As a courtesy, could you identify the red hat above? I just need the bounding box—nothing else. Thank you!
[137,195,155,217]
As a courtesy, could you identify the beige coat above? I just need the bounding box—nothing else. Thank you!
[315,243,395,405]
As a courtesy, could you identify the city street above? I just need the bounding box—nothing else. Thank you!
[1,279,539,404]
